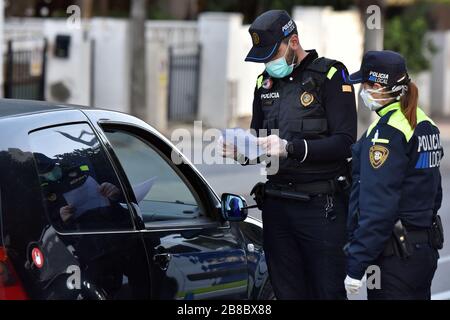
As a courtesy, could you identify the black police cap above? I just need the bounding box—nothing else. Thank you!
[346,50,410,87]
[245,10,297,63]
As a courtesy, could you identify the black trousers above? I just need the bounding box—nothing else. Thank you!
[367,243,439,300]
[261,192,348,300]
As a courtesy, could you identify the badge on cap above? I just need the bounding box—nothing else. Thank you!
[369,145,389,169]
[300,92,314,107]
[252,32,260,45]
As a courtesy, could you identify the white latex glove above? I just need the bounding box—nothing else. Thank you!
[257,135,288,157]
[216,136,237,159]
[344,275,363,295]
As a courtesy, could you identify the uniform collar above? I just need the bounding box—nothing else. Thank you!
[376,101,401,117]
[290,49,319,77]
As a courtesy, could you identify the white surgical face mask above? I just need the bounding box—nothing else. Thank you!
[360,86,405,111]
[360,89,383,111]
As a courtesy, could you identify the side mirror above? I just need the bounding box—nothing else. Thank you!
[221,193,248,222]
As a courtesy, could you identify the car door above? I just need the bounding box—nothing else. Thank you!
[16,112,152,299]
[94,119,250,300]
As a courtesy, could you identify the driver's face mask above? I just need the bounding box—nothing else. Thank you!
[265,39,296,78]
[40,165,62,182]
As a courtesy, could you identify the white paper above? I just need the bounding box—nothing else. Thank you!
[63,176,110,218]
[221,128,264,160]
[132,176,157,204]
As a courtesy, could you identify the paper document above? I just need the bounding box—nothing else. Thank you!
[221,128,264,160]
[132,176,157,204]
[63,176,110,218]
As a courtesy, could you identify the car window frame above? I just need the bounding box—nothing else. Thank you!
[102,127,207,224]
[27,121,138,235]
[96,121,227,231]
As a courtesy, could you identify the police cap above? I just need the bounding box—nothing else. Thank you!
[245,10,297,63]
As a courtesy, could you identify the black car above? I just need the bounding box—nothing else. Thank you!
[0,99,272,300]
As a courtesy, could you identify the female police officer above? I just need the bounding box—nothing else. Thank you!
[343,50,444,300]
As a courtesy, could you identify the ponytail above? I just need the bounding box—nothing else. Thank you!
[400,81,419,129]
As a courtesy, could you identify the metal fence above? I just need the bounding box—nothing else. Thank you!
[3,38,47,100]
[168,44,201,122]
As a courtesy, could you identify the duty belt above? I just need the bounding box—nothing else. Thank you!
[266,179,337,196]
[383,228,432,257]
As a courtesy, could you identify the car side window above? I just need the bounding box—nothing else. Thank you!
[29,123,134,232]
[103,128,208,225]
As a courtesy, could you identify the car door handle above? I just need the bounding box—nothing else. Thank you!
[153,253,172,271]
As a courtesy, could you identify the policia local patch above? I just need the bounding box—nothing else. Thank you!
[369,145,389,169]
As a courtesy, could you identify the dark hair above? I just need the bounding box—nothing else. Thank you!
[400,81,419,128]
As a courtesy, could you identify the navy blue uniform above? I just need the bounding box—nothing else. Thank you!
[248,50,357,299]
[346,102,443,299]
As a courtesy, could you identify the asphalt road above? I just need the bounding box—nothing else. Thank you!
[187,137,450,300]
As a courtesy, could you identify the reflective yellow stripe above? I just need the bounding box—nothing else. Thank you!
[371,138,390,144]
[257,75,263,89]
[417,107,436,126]
[79,165,89,172]
[367,104,436,143]
[378,101,401,117]
[327,67,338,80]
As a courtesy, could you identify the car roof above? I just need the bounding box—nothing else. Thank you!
[0,99,86,118]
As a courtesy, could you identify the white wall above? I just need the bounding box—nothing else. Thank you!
[4,17,44,41]
[414,71,431,113]
[146,20,198,45]
[234,24,264,119]
[90,19,198,118]
[4,18,91,106]
[429,32,450,117]
[293,6,364,80]
[44,20,91,106]
[90,18,130,113]
[146,41,169,130]
[197,13,264,126]
[198,13,244,128]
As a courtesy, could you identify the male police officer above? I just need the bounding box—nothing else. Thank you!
[220,10,357,299]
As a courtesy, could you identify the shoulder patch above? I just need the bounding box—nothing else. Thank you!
[327,67,338,80]
[342,84,352,92]
[256,75,264,89]
[369,145,389,169]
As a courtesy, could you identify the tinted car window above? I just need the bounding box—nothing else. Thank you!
[103,129,207,224]
[29,123,134,232]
